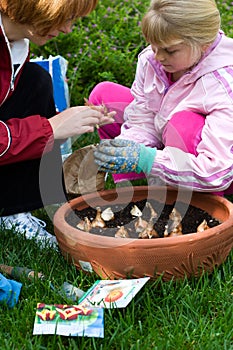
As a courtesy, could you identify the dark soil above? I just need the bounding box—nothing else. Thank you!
[66,199,220,238]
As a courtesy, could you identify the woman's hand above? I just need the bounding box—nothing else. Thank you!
[49,106,115,139]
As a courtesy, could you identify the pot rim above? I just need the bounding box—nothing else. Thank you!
[54,186,233,248]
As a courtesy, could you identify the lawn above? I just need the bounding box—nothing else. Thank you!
[0,225,232,349]
[0,0,233,349]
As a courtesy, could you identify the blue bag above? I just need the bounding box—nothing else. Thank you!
[31,55,72,160]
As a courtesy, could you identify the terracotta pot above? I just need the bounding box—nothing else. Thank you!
[53,186,233,281]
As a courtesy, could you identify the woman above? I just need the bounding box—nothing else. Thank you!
[0,0,114,246]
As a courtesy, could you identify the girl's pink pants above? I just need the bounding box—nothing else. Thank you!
[89,81,233,196]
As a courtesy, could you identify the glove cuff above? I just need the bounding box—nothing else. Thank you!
[136,145,156,174]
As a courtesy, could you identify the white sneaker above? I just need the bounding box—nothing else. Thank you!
[0,212,58,248]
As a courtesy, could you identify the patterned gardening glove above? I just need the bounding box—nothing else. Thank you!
[94,139,156,174]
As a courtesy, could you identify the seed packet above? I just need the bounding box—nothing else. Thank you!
[78,277,150,308]
[33,303,104,337]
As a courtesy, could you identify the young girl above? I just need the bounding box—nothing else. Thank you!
[92,0,233,196]
[0,0,114,245]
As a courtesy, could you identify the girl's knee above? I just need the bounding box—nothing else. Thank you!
[163,110,205,155]
[89,82,117,104]
[89,82,132,105]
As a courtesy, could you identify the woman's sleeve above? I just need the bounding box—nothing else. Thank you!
[0,115,54,165]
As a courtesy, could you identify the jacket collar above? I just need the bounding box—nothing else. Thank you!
[0,13,29,66]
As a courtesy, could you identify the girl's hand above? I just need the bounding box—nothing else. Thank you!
[49,106,115,139]
[94,139,157,174]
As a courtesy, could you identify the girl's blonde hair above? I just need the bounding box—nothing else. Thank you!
[142,0,220,47]
[0,0,98,36]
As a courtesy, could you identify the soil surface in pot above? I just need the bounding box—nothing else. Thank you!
[66,199,220,239]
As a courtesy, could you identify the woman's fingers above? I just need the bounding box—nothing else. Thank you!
[49,106,114,139]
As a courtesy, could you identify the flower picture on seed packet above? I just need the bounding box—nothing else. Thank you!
[33,303,104,338]
[78,277,150,308]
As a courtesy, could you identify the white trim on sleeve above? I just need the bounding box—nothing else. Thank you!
[0,120,11,157]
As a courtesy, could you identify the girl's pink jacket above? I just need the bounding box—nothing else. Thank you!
[119,32,233,192]
[0,25,54,165]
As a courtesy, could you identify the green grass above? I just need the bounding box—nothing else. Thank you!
[0,226,232,349]
[1,0,233,348]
